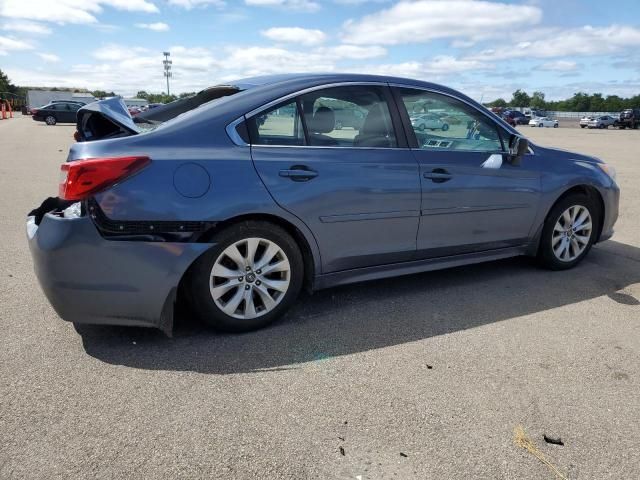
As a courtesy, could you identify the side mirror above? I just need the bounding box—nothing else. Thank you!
[508,135,529,165]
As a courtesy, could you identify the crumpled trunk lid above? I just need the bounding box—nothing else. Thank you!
[76,97,141,142]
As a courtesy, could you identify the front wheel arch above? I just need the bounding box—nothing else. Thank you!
[542,185,605,248]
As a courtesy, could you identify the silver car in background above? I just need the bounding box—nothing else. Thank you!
[587,115,617,129]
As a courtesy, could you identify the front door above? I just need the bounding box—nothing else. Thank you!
[249,84,421,273]
[393,87,541,258]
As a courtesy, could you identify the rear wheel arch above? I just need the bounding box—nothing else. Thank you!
[195,213,317,291]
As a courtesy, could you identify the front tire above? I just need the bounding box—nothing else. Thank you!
[537,193,600,270]
[189,221,304,332]
[441,123,449,131]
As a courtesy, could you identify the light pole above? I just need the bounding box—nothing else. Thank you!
[163,51,172,96]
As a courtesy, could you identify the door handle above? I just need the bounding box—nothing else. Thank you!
[279,166,318,181]
[423,169,452,183]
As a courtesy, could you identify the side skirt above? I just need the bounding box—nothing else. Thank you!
[314,246,528,290]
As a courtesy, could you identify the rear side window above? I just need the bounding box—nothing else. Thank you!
[248,100,305,146]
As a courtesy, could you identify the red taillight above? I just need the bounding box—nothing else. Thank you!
[31,109,37,115]
[59,156,151,201]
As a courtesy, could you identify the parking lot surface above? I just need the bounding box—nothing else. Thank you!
[1,116,638,479]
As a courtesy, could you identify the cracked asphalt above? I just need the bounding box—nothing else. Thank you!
[1,116,638,479]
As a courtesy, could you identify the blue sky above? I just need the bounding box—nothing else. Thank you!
[1,0,639,101]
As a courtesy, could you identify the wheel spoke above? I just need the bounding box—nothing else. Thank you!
[562,210,572,227]
[261,278,289,293]
[211,281,237,299]
[570,238,580,257]
[552,234,563,246]
[255,243,280,271]
[254,283,276,310]
[245,238,260,267]
[574,233,589,245]
[212,264,242,279]
[221,288,244,316]
[574,209,589,228]
[224,244,246,269]
[243,287,257,319]
[260,259,290,276]
[554,223,564,233]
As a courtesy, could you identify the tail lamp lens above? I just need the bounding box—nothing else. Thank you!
[58,156,151,201]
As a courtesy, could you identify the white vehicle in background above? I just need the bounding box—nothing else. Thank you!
[529,116,559,128]
[410,113,450,131]
[579,116,594,128]
[587,115,617,129]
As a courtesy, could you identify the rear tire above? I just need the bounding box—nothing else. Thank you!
[45,115,56,125]
[188,221,304,332]
[537,193,600,270]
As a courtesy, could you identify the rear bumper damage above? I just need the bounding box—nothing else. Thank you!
[27,198,211,334]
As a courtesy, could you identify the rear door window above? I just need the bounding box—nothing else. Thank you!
[299,85,397,148]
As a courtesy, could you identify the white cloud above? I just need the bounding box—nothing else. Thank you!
[1,21,51,35]
[317,44,386,60]
[342,0,542,45]
[0,35,33,55]
[167,0,226,8]
[245,0,320,13]
[367,55,487,79]
[261,27,326,46]
[37,52,60,62]
[0,0,159,24]
[539,60,579,72]
[135,22,170,31]
[469,25,640,61]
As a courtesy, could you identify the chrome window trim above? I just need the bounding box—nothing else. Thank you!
[226,81,390,148]
[226,116,249,147]
[225,79,536,155]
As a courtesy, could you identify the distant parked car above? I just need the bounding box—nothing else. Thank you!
[579,116,594,128]
[503,110,528,126]
[529,117,559,128]
[587,115,617,129]
[31,101,84,125]
[410,113,449,131]
[128,106,142,116]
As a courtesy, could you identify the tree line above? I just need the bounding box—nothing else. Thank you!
[487,89,640,112]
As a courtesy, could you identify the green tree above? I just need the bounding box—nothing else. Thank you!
[530,91,546,110]
[0,69,11,93]
[510,89,531,107]
[136,90,150,100]
[487,98,507,108]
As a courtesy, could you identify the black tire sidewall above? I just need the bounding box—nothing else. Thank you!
[538,193,600,270]
[189,221,304,332]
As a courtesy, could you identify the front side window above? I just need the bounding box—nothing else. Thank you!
[397,88,504,152]
[299,85,397,148]
[249,100,305,146]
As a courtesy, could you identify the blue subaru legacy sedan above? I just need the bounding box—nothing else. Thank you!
[27,73,620,334]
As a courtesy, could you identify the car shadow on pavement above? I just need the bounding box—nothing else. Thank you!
[77,240,640,374]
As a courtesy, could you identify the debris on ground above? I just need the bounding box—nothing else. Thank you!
[544,434,564,446]
[514,425,568,480]
[339,446,345,456]
[400,452,408,458]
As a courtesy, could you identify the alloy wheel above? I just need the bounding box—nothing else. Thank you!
[209,237,291,319]
[552,205,593,262]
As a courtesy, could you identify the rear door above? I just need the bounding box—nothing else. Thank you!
[393,86,541,258]
[249,84,421,273]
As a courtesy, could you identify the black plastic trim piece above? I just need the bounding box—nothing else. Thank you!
[87,198,214,240]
